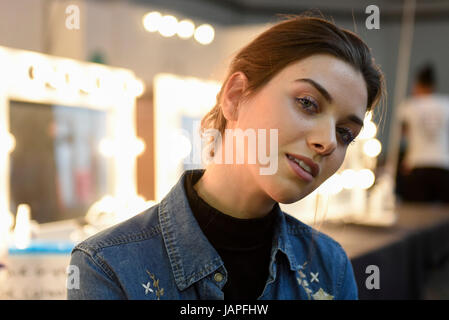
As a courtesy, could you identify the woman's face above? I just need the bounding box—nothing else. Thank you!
[235,54,368,204]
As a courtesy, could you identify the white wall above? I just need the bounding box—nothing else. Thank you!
[0,0,45,52]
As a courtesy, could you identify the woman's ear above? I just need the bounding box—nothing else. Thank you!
[221,71,248,122]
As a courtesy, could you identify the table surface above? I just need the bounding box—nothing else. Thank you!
[318,203,449,259]
[316,203,449,299]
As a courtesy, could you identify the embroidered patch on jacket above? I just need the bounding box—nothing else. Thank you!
[296,262,334,300]
[142,270,164,299]
[312,288,334,300]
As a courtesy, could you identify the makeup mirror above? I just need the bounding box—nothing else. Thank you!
[0,46,145,231]
[8,100,113,223]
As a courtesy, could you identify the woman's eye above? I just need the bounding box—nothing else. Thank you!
[295,97,319,113]
[295,97,355,146]
[337,127,356,145]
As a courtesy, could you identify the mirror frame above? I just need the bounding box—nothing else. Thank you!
[0,46,145,224]
[153,73,220,201]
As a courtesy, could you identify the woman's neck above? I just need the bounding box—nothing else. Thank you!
[193,165,276,219]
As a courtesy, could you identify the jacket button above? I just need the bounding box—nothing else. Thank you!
[214,272,224,282]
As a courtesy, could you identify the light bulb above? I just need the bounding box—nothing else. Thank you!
[159,15,178,37]
[170,132,192,164]
[13,204,32,250]
[363,139,382,157]
[134,139,146,156]
[194,24,215,45]
[358,169,375,189]
[177,19,195,39]
[99,139,115,157]
[341,169,358,189]
[358,121,377,140]
[143,12,162,32]
[133,79,145,97]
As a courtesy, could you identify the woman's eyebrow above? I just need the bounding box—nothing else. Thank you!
[347,114,364,127]
[294,78,333,103]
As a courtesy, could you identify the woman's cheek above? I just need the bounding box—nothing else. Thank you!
[324,152,345,179]
[336,148,348,168]
[278,120,311,146]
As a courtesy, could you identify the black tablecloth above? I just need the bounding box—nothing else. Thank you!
[319,204,449,299]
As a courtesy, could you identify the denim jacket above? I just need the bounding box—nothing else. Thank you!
[68,170,358,300]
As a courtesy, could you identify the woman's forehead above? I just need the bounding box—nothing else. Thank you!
[275,55,368,114]
[279,54,360,80]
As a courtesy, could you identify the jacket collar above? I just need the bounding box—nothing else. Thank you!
[158,169,302,291]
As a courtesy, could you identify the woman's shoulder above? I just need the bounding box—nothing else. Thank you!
[73,203,162,255]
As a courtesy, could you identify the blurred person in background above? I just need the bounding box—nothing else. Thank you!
[397,64,449,203]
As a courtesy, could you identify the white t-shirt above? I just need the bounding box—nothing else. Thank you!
[398,94,449,170]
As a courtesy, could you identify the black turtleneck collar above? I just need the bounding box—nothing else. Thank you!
[183,169,277,251]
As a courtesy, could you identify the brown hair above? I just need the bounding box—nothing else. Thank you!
[200,14,385,156]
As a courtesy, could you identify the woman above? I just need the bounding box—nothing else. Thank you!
[68,15,384,300]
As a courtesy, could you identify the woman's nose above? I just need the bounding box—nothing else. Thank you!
[307,121,337,156]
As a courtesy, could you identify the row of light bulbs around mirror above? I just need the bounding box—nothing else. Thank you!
[24,62,145,97]
[142,11,215,45]
[316,168,376,196]
[0,53,147,156]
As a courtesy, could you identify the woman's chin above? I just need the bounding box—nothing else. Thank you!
[274,192,308,204]
[251,164,315,204]
[265,180,313,204]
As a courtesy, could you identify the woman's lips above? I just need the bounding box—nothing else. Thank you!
[287,153,319,176]
[285,153,314,182]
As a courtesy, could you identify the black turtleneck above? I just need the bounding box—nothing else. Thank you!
[184,170,277,300]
